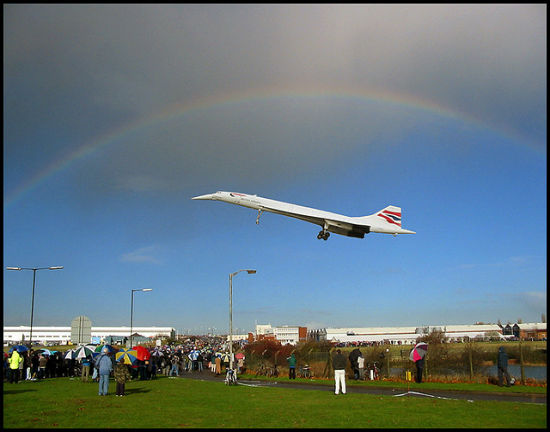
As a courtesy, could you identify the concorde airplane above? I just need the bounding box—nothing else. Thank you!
[192,191,416,240]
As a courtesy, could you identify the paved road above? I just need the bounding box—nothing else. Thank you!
[180,371,546,405]
[236,380,546,404]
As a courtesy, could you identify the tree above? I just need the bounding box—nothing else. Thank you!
[417,329,447,345]
[244,339,285,367]
[416,329,449,375]
[484,331,501,341]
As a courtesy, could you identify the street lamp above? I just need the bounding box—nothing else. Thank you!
[6,266,63,346]
[229,269,256,371]
[130,288,153,348]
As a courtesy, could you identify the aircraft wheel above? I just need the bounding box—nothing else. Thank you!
[323,232,330,240]
[317,232,323,240]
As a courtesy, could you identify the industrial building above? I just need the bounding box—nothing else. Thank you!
[308,323,547,344]
[4,322,545,346]
[226,324,308,346]
[3,326,175,346]
[248,324,307,345]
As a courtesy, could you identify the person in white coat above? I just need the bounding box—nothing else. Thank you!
[357,354,365,380]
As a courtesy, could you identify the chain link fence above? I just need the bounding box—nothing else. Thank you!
[242,340,546,384]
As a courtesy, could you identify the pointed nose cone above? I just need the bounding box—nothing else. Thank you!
[192,193,215,200]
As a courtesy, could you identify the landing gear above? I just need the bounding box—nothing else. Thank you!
[317,222,331,240]
[256,209,263,225]
[317,230,330,240]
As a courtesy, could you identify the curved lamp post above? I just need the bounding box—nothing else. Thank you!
[130,288,153,347]
[229,269,256,370]
[6,266,63,346]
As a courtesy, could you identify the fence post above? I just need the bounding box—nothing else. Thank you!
[386,348,390,378]
[519,340,525,385]
[328,351,333,379]
[424,355,428,380]
[468,343,473,381]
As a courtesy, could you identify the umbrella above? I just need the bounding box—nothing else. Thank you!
[74,345,96,360]
[132,345,151,361]
[409,342,428,362]
[95,344,115,353]
[8,345,29,353]
[37,348,53,356]
[235,352,245,360]
[151,349,163,357]
[188,350,199,361]
[116,348,138,365]
[64,349,76,360]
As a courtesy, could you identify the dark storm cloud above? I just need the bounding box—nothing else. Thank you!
[4,4,546,198]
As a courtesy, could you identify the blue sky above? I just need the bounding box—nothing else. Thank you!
[3,4,546,335]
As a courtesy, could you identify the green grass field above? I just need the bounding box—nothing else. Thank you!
[238,373,547,394]
[3,376,546,428]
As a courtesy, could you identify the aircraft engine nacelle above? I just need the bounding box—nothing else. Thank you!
[345,231,365,239]
[325,221,367,238]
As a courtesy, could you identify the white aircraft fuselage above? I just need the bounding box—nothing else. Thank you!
[192,191,416,240]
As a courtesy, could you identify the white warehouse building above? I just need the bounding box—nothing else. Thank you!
[309,324,505,345]
[252,324,307,345]
[3,326,175,346]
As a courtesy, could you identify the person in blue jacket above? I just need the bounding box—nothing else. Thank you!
[81,354,92,382]
[497,346,512,387]
[95,347,113,395]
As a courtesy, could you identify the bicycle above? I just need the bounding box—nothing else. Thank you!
[255,363,268,376]
[298,365,312,379]
[365,362,380,380]
[266,365,279,378]
[224,368,237,385]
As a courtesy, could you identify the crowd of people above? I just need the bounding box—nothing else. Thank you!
[5,341,517,396]
[4,349,79,383]
[3,336,244,387]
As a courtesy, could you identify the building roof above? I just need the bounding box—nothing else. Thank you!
[325,327,417,335]
[515,322,547,330]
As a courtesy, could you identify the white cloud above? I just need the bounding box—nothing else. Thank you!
[120,246,162,264]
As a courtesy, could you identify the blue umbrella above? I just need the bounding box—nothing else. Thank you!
[9,345,28,353]
[116,348,138,365]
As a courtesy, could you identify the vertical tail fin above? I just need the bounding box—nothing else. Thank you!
[376,205,402,228]
[354,205,415,234]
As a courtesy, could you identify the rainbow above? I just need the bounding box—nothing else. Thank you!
[1,85,513,208]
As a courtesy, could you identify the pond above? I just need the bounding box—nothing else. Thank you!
[389,365,546,380]
[486,364,546,380]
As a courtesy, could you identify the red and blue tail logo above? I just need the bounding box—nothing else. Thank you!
[377,209,402,227]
